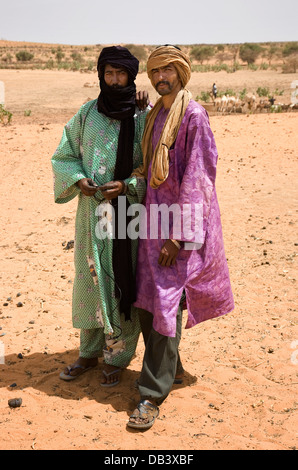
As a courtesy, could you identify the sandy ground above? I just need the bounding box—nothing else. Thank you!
[0,69,297,451]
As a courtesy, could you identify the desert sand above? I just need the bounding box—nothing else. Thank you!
[0,68,297,451]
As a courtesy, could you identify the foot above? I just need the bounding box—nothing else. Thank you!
[174,372,184,384]
[174,362,185,384]
[60,357,98,380]
[127,400,159,430]
[100,364,122,387]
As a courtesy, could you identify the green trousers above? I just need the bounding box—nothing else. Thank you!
[79,307,140,368]
[137,301,184,406]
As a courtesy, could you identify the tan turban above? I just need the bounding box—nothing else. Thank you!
[133,46,192,188]
[147,45,192,89]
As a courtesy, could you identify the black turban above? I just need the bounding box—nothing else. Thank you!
[97,45,139,81]
[96,46,139,322]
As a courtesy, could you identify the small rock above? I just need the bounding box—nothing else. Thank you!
[17,302,23,307]
[17,353,23,359]
[64,240,74,250]
[3,303,9,307]
[9,383,17,388]
[16,293,22,297]
[8,398,22,408]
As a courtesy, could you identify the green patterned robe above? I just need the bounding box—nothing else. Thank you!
[51,99,147,366]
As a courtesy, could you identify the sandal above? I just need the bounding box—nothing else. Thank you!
[100,368,122,387]
[127,400,159,430]
[173,376,184,384]
[59,364,94,381]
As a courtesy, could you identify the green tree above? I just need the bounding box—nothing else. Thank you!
[124,44,147,62]
[282,42,298,57]
[15,50,34,62]
[191,46,214,64]
[239,43,263,64]
[56,48,65,63]
[267,45,278,65]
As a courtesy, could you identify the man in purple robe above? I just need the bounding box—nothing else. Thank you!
[127,45,234,430]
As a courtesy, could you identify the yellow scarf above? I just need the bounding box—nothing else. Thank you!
[134,89,191,188]
[133,46,192,188]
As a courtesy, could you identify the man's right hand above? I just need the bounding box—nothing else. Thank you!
[136,90,150,110]
[77,178,99,196]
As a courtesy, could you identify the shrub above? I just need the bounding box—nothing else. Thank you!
[0,104,12,125]
[16,50,34,62]
[239,88,247,100]
[124,44,147,62]
[218,88,236,97]
[248,63,258,71]
[198,91,210,102]
[71,61,81,71]
[282,42,298,57]
[191,46,214,64]
[256,87,270,97]
[239,43,263,64]
[71,52,83,62]
[45,59,54,69]
[56,50,65,63]
[282,58,298,73]
[273,88,284,96]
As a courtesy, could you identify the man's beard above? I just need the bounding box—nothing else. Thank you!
[110,84,125,89]
[155,80,173,95]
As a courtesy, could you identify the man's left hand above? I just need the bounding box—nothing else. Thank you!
[158,240,180,267]
[97,180,125,200]
[136,91,150,110]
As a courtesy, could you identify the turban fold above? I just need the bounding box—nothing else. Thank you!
[147,45,192,88]
[133,46,192,188]
[97,45,139,81]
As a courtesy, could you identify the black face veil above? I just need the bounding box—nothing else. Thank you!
[96,46,139,321]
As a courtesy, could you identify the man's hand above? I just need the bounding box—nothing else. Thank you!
[97,180,125,200]
[77,178,99,196]
[158,240,180,267]
[136,90,150,110]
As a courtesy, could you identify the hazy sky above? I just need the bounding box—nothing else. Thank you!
[0,0,297,45]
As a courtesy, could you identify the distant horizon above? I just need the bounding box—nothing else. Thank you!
[1,38,297,47]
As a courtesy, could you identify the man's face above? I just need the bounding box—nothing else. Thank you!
[104,64,129,88]
[151,64,181,96]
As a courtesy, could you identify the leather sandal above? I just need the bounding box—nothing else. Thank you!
[127,400,159,430]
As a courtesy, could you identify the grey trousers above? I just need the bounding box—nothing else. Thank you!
[137,302,184,406]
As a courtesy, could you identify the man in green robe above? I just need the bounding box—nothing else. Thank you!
[51,46,148,386]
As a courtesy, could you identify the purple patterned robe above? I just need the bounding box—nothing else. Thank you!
[134,100,234,337]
